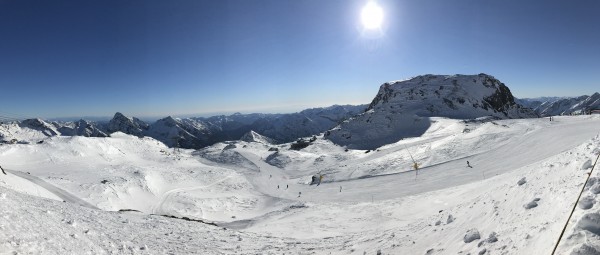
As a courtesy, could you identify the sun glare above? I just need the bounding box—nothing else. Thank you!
[361,1,383,30]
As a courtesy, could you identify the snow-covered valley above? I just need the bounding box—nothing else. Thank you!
[1,113,599,254]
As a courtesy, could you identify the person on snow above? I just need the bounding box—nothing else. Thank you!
[298,192,301,198]
[467,161,472,168]
[0,165,5,175]
[277,185,279,189]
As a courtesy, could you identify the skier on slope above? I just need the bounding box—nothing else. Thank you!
[467,161,472,168]
[0,165,5,175]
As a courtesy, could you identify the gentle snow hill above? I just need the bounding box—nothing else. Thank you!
[326,73,538,149]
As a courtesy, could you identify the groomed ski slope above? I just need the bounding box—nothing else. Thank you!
[0,115,599,254]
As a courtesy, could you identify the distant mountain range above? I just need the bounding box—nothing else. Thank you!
[2,73,597,150]
[516,93,600,116]
[0,105,366,149]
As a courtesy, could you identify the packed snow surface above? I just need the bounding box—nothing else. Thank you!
[1,115,599,254]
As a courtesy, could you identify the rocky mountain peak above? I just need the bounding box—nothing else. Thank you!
[240,130,275,144]
[325,74,538,149]
[107,112,148,137]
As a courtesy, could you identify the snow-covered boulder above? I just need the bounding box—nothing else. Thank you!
[464,229,481,243]
[325,74,538,149]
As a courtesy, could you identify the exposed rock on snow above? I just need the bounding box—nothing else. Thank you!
[325,74,538,149]
[464,229,481,243]
[524,198,540,209]
[517,177,527,186]
[223,144,237,150]
[20,118,59,136]
[447,214,455,224]
[486,232,498,243]
[239,130,275,144]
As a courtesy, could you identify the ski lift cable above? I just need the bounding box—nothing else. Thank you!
[551,151,600,254]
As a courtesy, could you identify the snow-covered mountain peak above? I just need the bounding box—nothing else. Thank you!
[326,73,537,149]
[239,130,275,144]
[20,118,60,137]
[366,73,521,116]
[107,112,148,137]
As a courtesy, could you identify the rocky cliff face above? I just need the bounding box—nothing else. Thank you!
[107,112,149,137]
[239,130,274,144]
[325,74,538,149]
[56,119,109,137]
[20,118,60,137]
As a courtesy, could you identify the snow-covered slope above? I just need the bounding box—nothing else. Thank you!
[1,115,599,254]
[326,74,538,149]
[517,92,600,116]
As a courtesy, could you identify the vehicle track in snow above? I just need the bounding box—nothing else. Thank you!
[5,169,99,210]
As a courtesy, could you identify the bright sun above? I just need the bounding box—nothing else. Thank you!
[361,1,383,30]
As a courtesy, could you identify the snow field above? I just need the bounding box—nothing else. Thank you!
[0,115,599,254]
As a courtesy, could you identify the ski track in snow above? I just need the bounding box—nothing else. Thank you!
[5,169,99,210]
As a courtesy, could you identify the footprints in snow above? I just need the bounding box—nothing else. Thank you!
[516,176,540,210]
[524,198,540,210]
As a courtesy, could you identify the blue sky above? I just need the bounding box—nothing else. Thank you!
[1,0,599,119]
